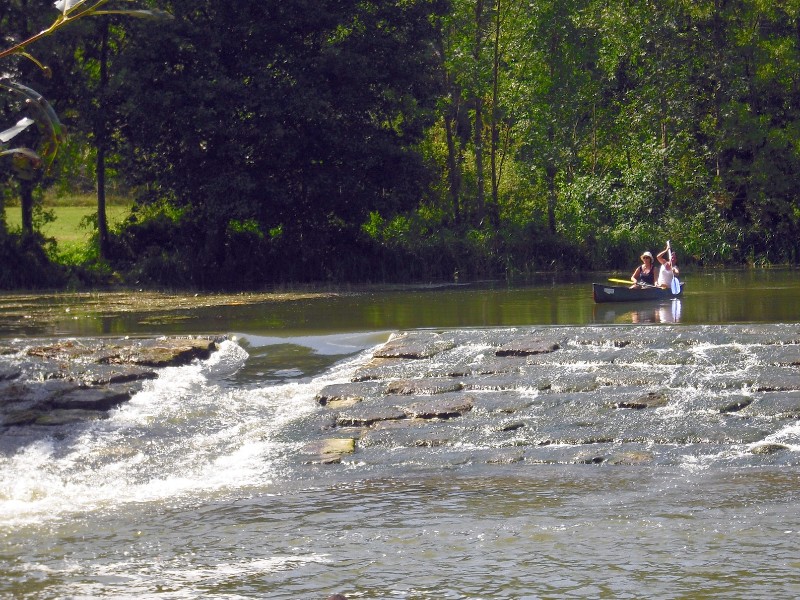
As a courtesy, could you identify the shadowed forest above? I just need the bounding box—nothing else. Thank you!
[2,0,799,289]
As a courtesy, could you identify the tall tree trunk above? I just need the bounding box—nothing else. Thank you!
[488,0,501,229]
[17,0,34,238]
[591,104,597,175]
[473,0,487,225]
[444,110,462,225]
[97,145,108,256]
[711,0,725,185]
[96,21,110,259]
[19,179,34,236]
[545,26,559,235]
[434,27,462,225]
[659,92,669,205]
[545,164,557,234]
[474,99,486,225]
[0,183,6,234]
[546,124,556,234]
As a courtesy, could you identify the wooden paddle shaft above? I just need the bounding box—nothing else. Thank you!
[608,278,657,288]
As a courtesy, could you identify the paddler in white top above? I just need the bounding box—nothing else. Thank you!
[656,245,679,289]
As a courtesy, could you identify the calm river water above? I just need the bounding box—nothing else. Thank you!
[1,269,800,599]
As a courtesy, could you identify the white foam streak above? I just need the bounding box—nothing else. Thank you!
[758,420,800,451]
[160,553,331,581]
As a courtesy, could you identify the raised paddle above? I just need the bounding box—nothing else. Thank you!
[667,240,681,294]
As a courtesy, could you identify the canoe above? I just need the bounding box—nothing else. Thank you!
[592,282,684,303]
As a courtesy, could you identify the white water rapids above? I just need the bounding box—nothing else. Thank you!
[0,339,371,527]
[2,325,800,599]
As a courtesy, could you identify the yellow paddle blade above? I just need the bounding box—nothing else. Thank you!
[608,278,634,285]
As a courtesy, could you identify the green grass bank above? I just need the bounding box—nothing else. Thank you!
[4,193,131,249]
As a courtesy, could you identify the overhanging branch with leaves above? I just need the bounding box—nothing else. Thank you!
[0,0,171,175]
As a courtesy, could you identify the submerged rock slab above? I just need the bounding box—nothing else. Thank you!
[385,377,463,395]
[463,374,547,392]
[743,391,800,419]
[404,394,474,419]
[605,450,656,465]
[495,336,560,357]
[614,391,670,410]
[299,324,800,468]
[302,437,356,464]
[718,396,754,414]
[0,379,87,411]
[372,332,455,359]
[78,364,159,386]
[25,341,97,361]
[359,418,463,450]
[444,356,528,377]
[750,443,790,455]
[35,408,109,426]
[98,338,217,367]
[315,382,383,407]
[0,366,21,381]
[351,357,416,382]
[50,387,132,411]
[335,405,407,427]
[3,409,43,427]
[471,391,537,414]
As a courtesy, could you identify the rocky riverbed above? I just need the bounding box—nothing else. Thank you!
[301,325,800,466]
[0,336,223,430]
[3,325,800,469]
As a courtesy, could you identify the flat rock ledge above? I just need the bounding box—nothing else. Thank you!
[373,332,456,359]
[308,325,800,467]
[495,335,560,357]
[0,336,224,429]
[311,330,568,464]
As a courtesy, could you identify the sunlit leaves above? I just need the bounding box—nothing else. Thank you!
[96,9,173,20]
[53,0,172,21]
[55,0,83,13]
[0,117,35,144]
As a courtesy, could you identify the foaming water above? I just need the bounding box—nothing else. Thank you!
[0,340,368,526]
[761,420,800,450]
[8,469,797,599]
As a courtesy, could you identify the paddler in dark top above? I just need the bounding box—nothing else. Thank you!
[630,251,656,288]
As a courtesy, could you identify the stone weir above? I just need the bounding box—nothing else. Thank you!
[0,336,224,429]
[302,325,800,466]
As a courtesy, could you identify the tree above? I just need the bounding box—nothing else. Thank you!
[1,0,169,249]
[112,0,446,285]
[513,0,599,234]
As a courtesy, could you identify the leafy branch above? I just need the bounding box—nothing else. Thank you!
[0,0,171,62]
[1,0,171,174]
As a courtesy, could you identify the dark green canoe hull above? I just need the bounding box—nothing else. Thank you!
[593,282,684,303]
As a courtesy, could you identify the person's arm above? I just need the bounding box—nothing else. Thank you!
[656,248,669,265]
[631,266,641,283]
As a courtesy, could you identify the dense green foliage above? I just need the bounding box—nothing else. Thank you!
[107,0,446,286]
[2,0,800,289]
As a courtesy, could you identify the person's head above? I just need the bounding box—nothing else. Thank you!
[641,251,653,264]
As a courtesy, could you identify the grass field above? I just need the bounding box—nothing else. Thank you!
[4,204,131,247]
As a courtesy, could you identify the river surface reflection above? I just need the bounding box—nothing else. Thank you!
[0,268,798,338]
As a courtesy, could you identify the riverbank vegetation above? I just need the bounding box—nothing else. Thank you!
[2,0,799,290]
